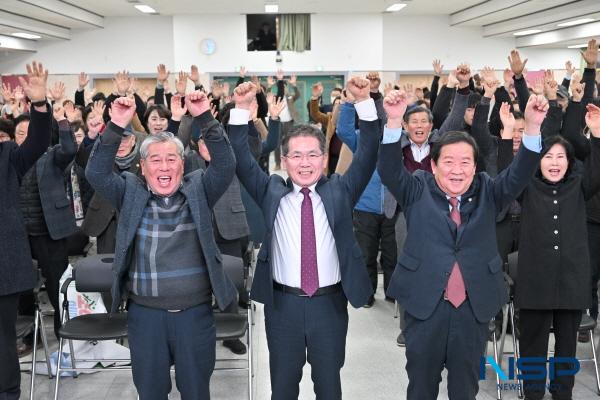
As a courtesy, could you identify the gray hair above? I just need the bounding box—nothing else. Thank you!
[281,124,326,156]
[139,131,184,160]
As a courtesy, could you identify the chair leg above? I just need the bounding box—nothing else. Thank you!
[589,329,600,395]
[53,338,64,400]
[38,312,52,379]
[247,301,253,400]
[67,339,77,378]
[498,304,509,367]
[30,309,40,400]
[509,302,523,399]
[491,320,502,400]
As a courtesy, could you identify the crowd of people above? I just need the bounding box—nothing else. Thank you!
[1,38,600,400]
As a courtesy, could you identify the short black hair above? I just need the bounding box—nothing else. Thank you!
[467,93,482,109]
[403,106,433,123]
[13,114,30,129]
[143,104,172,126]
[431,131,479,164]
[281,124,326,155]
[91,92,106,103]
[0,118,15,139]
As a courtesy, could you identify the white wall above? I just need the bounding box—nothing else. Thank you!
[0,13,581,78]
[172,14,383,74]
[382,14,580,72]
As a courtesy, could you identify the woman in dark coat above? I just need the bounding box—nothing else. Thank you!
[0,61,51,400]
[513,104,600,400]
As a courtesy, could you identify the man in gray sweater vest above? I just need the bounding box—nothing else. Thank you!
[86,93,237,400]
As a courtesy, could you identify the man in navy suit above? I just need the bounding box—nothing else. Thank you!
[378,90,548,400]
[228,79,378,399]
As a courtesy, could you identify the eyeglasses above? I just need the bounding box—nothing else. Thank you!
[284,152,324,162]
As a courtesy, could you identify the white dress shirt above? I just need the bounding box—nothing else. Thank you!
[271,182,341,288]
[410,140,431,162]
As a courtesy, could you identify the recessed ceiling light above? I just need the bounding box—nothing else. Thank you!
[513,29,542,36]
[386,3,407,12]
[134,4,157,13]
[12,32,41,39]
[567,43,589,48]
[558,18,595,27]
[265,4,278,13]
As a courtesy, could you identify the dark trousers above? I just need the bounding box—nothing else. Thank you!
[518,309,582,400]
[404,298,488,400]
[352,210,398,294]
[588,222,600,320]
[214,233,248,312]
[496,216,521,263]
[19,234,68,340]
[128,302,216,400]
[265,289,348,400]
[0,293,20,400]
[96,219,117,254]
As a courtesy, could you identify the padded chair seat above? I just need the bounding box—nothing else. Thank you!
[59,313,128,341]
[580,314,597,332]
[16,316,35,338]
[215,313,248,341]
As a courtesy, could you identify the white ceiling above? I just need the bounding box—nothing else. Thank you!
[0,0,599,50]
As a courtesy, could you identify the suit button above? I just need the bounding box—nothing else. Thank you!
[553,190,557,195]
[554,230,558,235]
[553,200,558,204]
[554,215,558,219]
[554,245,559,250]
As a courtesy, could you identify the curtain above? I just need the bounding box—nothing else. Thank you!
[278,14,311,52]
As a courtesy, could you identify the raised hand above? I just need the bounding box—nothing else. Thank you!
[1,82,13,102]
[585,104,600,137]
[92,99,105,116]
[222,82,230,97]
[185,90,211,117]
[480,67,499,98]
[52,102,66,122]
[110,96,136,128]
[78,72,89,90]
[581,39,598,68]
[233,81,257,110]
[48,81,66,102]
[508,49,528,78]
[366,72,381,93]
[341,88,355,104]
[189,65,200,85]
[446,70,460,89]
[532,77,544,96]
[432,59,443,76]
[276,69,284,81]
[266,76,275,88]
[210,103,218,119]
[383,90,409,126]
[156,64,169,84]
[503,68,513,86]
[499,102,515,139]
[311,82,324,99]
[524,94,549,134]
[113,71,131,96]
[456,63,471,88]
[383,82,393,97]
[176,71,188,95]
[570,78,584,103]
[267,93,286,119]
[565,60,576,77]
[84,87,97,105]
[289,74,297,86]
[19,61,48,102]
[239,66,247,78]
[170,94,188,121]
[347,76,371,102]
[14,86,25,103]
[543,69,557,100]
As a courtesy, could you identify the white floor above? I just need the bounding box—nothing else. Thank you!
[19,287,600,399]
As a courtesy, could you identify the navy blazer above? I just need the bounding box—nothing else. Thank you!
[378,140,542,322]
[86,112,237,313]
[229,119,381,308]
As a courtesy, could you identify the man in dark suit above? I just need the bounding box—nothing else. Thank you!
[229,79,378,399]
[378,90,548,400]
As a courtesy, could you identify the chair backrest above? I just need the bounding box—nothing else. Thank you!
[221,254,245,295]
[73,254,115,292]
[507,251,519,281]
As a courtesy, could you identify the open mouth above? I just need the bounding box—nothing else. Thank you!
[547,168,562,177]
[157,176,172,187]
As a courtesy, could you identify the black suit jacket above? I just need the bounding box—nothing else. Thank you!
[378,139,542,322]
[229,118,381,308]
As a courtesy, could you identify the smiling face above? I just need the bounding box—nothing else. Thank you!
[281,136,327,188]
[404,111,433,146]
[540,143,569,183]
[431,142,477,197]
[147,110,168,134]
[140,141,184,196]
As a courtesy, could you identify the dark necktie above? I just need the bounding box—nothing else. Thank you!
[445,197,466,308]
[300,188,319,296]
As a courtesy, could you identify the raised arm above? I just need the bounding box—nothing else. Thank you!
[430,59,443,109]
[186,91,235,209]
[50,101,77,170]
[340,76,382,205]
[438,65,471,134]
[508,49,530,112]
[228,82,271,206]
[335,100,358,152]
[377,90,423,208]
[309,82,329,126]
[561,79,590,161]
[582,104,600,200]
[581,39,598,109]
[10,61,52,177]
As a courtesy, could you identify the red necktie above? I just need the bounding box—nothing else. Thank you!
[445,197,466,308]
[300,188,319,296]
